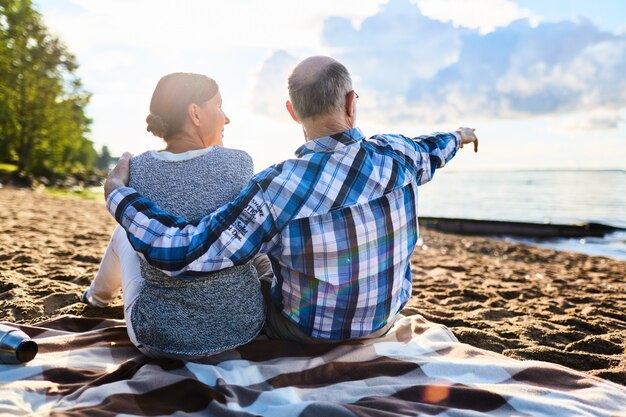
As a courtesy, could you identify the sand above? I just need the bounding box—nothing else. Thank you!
[1,186,625,385]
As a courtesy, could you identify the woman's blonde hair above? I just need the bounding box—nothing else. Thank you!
[146,73,219,140]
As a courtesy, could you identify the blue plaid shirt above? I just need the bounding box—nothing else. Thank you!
[107,127,460,339]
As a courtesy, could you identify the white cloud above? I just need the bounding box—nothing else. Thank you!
[249,0,463,121]
[32,0,626,170]
[38,0,388,52]
[323,0,463,91]
[406,23,626,122]
[46,0,626,135]
[249,51,299,119]
[249,0,626,127]
[414,0,534,34]
[35,0,390,154]
[557,109,624,132]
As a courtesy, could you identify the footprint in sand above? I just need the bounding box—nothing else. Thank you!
[505,346,613,371]
[72,254,101,264]
[0,281,16,291]
[42,293,81,316]
[566,335,624,355]
[12,254,35,263]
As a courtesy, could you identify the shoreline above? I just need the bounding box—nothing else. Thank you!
[420,216,626,261]
[1,186,624,385]
[420,216,624,238]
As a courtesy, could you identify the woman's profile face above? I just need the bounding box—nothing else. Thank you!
[198,91,230,146]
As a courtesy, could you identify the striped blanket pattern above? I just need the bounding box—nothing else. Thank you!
[1,315,625,416]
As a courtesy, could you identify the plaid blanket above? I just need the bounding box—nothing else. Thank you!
[1,315,625,416]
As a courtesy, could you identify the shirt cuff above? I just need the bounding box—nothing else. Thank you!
[452,131,462,150]
[106,186,138,223]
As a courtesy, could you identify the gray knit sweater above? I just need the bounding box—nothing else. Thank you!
[128,147,265,357]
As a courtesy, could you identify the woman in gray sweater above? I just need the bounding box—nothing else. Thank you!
[83,73,267,359]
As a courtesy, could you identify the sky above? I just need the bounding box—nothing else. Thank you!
[35,0,626,172]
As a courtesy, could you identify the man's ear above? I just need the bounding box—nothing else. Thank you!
[286,100,300,123]
[188,103,201,126]
[345,91,357,118]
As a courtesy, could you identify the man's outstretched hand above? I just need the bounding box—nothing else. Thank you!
[456,127,479,153]
[104,152,132,200]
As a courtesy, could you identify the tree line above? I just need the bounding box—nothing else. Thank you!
[0,0,108,179]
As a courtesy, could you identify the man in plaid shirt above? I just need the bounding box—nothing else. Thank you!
[105,56,478,343]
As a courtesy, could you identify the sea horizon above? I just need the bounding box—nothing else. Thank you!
[442,168,626,174]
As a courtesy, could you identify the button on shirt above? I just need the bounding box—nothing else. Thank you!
[107,128,460,339]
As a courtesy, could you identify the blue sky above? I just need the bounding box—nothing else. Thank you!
[35,0,626,171]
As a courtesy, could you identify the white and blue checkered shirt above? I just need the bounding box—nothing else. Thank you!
[107,128,460,339]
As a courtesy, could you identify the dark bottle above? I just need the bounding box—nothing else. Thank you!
[0,323,38,364]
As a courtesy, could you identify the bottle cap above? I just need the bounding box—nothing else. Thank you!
[16,340,38,363]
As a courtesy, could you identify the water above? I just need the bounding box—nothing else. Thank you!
[418,170,626,260]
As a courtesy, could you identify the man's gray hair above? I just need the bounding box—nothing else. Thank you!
[288,61,352,120]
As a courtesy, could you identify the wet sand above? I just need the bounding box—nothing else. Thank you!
[1,186,624,385]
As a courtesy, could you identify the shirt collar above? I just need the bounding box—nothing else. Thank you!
[295,127,365,157]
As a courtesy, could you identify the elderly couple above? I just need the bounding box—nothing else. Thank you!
[86,55,479,359]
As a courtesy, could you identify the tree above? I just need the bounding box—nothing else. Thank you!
[0,0,95,177]
[96,145,112,171]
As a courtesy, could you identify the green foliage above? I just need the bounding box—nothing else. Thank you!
[0,0,96,178]
[0,162,18,173]
[43,186,101,201]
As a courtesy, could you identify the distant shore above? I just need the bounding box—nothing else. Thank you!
[0,169,105,190]
[0,186,624,386]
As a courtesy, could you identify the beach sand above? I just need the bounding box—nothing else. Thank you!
[1,186,625,385]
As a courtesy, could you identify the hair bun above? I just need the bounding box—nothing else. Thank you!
[146,113,169,138]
